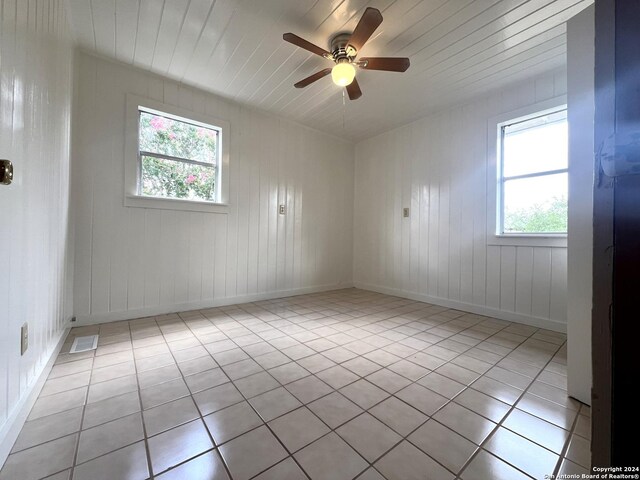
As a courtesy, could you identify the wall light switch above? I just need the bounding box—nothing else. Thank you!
[403,207,410,218]
[20,323,28,355]
[279,204,286,215]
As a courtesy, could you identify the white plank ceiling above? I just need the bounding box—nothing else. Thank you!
[65,0,592,140]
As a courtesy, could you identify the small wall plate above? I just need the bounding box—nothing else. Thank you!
[1,159,13,185]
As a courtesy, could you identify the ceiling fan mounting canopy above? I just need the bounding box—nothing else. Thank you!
[283,7,410,101]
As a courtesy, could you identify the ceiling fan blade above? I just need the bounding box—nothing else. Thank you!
[346,78,362,100]
[359,57,410,72]
[348,7,383,52]
[283,33,331,58]
[294,68,332,88]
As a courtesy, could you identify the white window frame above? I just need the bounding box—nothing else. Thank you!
[487,96,567,247]
[124,94,229,213]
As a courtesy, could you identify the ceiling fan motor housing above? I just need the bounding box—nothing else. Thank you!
[330,33,357,62]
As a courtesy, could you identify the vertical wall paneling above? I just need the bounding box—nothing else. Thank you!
[72,54,354,323]
[354,71,568,331]
[0,0,74,460]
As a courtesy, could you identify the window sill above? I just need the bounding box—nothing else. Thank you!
[124,195,229,214]
[488,234,567,248]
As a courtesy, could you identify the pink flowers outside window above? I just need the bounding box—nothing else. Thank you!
[150,116,167,131]
[186,174,197,184]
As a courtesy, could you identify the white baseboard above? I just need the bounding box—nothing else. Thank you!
[74,283,355,326]
[354,282,567,333]
[0,326,70,468]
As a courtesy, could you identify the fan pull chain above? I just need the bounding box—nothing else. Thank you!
[342,89,346,130]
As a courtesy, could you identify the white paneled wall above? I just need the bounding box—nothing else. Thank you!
[354,70,568,332]
[72,53,354,324]
[0,0,74,454]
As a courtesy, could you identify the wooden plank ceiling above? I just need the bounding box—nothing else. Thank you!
[66,0,592,141]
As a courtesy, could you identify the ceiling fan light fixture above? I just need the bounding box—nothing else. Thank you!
[331,62,355,86]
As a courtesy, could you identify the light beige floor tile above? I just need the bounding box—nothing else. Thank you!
[253,458,306,480]
[136,363,181,389]
[28,387,87,420]
[0,434,77,480]
[140,377,189,409]
[515,393,578,429]
[503,408,568,453]
[73,441,149,480]
[82,391,140,429]
[339,379,389,409]
[178,355,218,376]
[87,375,137,404]
[395,383,448,416]
[76,413,144,464]
[219,426,288,480]
[172,345,209,363]
[433,403,497,445]
[408,420,477,473]
[342,357,382,377]
[316,365,359,389]
[135,352,176,372]
[221,358,263,380]
[294,433,368,480]
[565,434,590,468]
[357,468,387,480]
[375,440,454,480]
[436,363,481,385]
[49,358,93,379]
[461,450,531,480]
[454,389,511,423]
[12,407,82,453]
[90,361,136,384]
[193,382,244,415]
[337,413,402,462]
[365,369,412,394]
[156,451,229,480]
[417,372,466,398]
[203,401,263,445]
[296,353,336,373]
[148,419,213,475]
[249,387,302,422]
[471,376,523,405]
[43,469,71,480]
[143,396,200,436]
[213,348,250,366]
[285,375,333,404]
[234,371,280,398]
[269,407,330,453]
[387,359,430,381]
[308,392,363,429]
[558,458,589,477]
[253,350,290,369]
[574,414,591,440]
[485,427,559,479]
[92,350,134,369]
[41,371,91,396]
[184,367,229,393]
[369,397,428,436]
[268,362,311,385]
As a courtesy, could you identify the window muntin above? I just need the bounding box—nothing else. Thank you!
[138,108,220,203]
[499,108,568,235]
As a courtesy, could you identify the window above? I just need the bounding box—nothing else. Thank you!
[138,108,220,202]
[497,108,568,235]
[124,95,229,213]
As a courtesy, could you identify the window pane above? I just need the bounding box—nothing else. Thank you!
[502,110,567,178]
[139,111,218,164]
[141,155,216,202]
[503,172,567,234]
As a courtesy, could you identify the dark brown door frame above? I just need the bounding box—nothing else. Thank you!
[592,0,640,467]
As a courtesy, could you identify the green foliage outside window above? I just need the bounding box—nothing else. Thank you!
[504,196,568,234]
[139,111,218,202]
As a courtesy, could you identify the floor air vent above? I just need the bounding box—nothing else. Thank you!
[69,335,99,353]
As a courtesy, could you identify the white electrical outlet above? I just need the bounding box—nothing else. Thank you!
[279,204,286,215]
[403,207,410,218]
[21,323,28,355]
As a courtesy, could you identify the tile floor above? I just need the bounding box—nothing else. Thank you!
[0,289,591,480]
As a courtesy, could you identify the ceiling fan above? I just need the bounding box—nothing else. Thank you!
[283,7,410,100]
